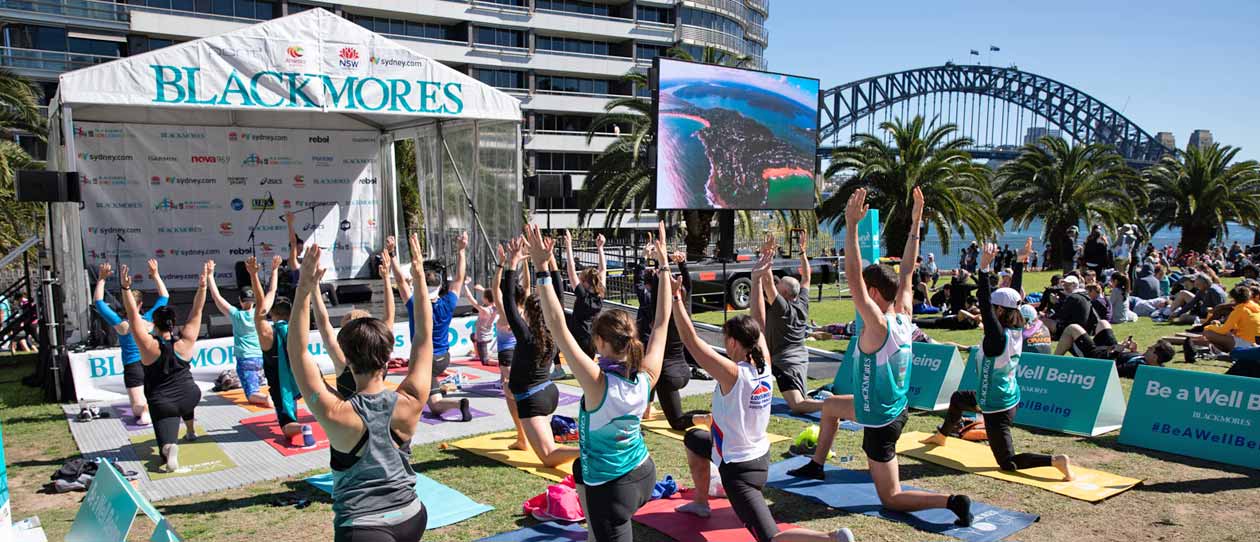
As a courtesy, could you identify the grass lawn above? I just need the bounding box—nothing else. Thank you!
[4,281,1260,542]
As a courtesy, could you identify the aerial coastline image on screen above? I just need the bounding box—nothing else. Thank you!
[656,59,819,210]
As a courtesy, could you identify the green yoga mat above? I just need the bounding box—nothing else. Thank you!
[129,425,237,480]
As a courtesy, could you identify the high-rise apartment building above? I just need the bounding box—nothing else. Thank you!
[0,0,769,228]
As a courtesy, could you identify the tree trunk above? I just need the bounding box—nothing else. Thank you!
[882,211,911,261]
[683,210,715,260]
[1047,222,1074,272]
[1179,222,1217,253]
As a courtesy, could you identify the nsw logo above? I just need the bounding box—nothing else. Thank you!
[338,47,360,69]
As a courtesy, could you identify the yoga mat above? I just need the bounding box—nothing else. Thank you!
[450,431,573,482]
[129,425,237,480]
[421,404,492,425]
[306,472,494,530]
[110,403,151,432]
[464,381,505,397]
[770,398,861,431]
[240,409,329,456]
[453,357,503,374]
[475,522,587,542]
[633,491,798,542]
[639,417,790,444]
[897,431,1142,502]
[215,386,273,413]
[766,457,1038,542]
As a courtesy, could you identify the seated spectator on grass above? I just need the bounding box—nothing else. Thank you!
[930,283,951,313]
[1197,285,1260,353]
[1134,264,1160,301]
[1020,305,1053,354]
[1086,283,1112,323]
[1166,274,1227,325]
[1044,275,1096,340]
[1109,275,1137,323]
[1054,320,1175,377]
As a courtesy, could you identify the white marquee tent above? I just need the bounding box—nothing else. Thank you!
[45,8,523,346]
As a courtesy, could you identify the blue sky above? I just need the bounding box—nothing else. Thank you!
[765,0,1260,161]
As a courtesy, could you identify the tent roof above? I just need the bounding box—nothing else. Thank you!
[54,8,521,131]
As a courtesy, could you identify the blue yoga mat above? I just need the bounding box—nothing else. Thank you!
[770,398,861,431]
[306,472,494,530]
[766,457,1038,542]
[475,521,587,541]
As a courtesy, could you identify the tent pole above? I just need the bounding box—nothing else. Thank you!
[441,138,499,266]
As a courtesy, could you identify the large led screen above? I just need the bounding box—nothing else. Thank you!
[655,59,820,210]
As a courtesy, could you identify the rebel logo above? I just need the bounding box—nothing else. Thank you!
[308,135,329,144]
[358,177,378,185]
[229,247,252,256]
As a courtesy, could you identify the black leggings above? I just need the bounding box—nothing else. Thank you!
[653,358,701,431]
[684,429,778,542]
[149,386,201,450]
[939,391,1052,471]
[333,505,427,542]
[575,457,656,542]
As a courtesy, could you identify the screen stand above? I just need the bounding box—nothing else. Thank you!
[716,210,735,262]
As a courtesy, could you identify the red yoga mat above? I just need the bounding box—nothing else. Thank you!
[634,490,798,542]
[451,356,502,374]
[240,409,329,457]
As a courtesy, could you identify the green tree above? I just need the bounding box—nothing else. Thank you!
[0,67,46,253]
[994,136,1142,269]
[818,116,998,257]
[1144,143,1260,252]
[578,47,755,259]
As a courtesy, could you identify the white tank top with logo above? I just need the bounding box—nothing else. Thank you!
[710,361,773,465]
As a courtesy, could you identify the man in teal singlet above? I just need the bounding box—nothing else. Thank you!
[786,187,974,526]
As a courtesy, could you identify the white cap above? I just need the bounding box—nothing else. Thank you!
[1019,304,1038,324]
[991,287,1022,309]
[1062,275,1081,287]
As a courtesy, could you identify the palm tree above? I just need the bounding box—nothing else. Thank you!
[0,67,46,252]
[818,116,999,257]
[1145,143,1260,252]
[578,46,754,258]
[994,136,1143,269]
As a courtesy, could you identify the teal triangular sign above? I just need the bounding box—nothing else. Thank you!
[151,518,181,542]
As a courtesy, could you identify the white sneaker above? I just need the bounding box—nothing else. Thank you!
[161,443,179,472]
[834,527,855,542]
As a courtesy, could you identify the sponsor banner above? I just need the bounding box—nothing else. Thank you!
[958,351,1126,436]
[67,461,177,542]
[76,121,381,288]
[0,420,9,542]
[830,342,963,411]
[69,316,477,403]
[1119,366,1260,469]
[56,9,519,121]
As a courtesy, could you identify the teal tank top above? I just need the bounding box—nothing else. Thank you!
[851,312,914,427]
[977,328,1022,413]
[578,371,651,486]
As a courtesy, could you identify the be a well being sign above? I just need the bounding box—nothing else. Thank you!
[67,461,178,542]
[959,351,1126,436]
[831,342,963,411]
[1119,366,1260,469]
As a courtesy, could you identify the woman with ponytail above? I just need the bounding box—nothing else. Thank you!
[530,223,671,542]
[562,230,607,357]
[497,236,579,464]
[122,260,210,473]
[671,251,855,542]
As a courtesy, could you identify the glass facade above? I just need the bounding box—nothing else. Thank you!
[536,75,612,95]
[126,0,278,20]
[349,15,459,41]
[677,2,768,68]
[536,0,616,17]
[535,152,594,171]
[636,5,674,24]
[535,35,614,56]
[474,26,526,48]
[472,67,526,90]
[680,7,743,36]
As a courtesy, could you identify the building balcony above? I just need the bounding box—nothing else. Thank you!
[526,131,618,152]
[682,0,751,26]
[746,24,768,44]
[521,90,625,114]
[127,6,253,38]
[746,0,768,15]
[0,0,129,30]
[530,48,636,77]
[0,46,117,79]
[678,25,747,57]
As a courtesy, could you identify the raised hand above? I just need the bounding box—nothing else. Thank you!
[753,249,774,276]
[670,250,686,264]
[98,263,113,280]
[147,259,159,278]
[496,242,507,266]
[455,230,469,251]
[1018,236,1034,263]
[760,232,777,258]
[796,230,807,253]
[595,233,606,250]
[407,233,426,287]
[562,229,573,249]
[198,263,209,288]
[980,242,998,271]
[385,235,397,255]
[653,222,669,264]
[845,188,869,227]
[525,226,555,269]
[206,259,217,273]
[245,256,261,275]
[299,245,326,286]
[271,254,283,271]
[119,265,132,289]
[285,211,295,225]
[911,185,925,221]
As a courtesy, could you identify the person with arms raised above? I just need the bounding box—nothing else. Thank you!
[121,261,209,473]
[787,187,973,526]
[288,239,432,541]
[206,259,269,407]
[753,232,819,415]
[673,248,856,542]
[246,255,307,446]
[920,240,1075,481]
[530,223,671,542]
[92,259,170,426]
[335,241,398,398]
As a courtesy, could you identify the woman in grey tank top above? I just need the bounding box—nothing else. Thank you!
[288,236,435,542]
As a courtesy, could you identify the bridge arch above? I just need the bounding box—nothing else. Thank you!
[819,64,1174,163]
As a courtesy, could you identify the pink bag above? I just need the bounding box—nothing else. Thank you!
[522,475,584,522]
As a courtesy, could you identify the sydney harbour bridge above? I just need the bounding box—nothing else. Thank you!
[817,64,1175,165]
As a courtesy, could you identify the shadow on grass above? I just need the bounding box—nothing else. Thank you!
[1086,433,1260,490]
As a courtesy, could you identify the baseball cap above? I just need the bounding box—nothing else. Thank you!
[1061,275,1081,288]
[239,286,255,301]
[1019,304,1038,324]
[991,287,1022,309]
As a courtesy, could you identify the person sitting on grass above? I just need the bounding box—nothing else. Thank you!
[288,240,432,542]
[920,241,1076,481]
[1165,274,1227,325]
[1184,284,1260,363]
[788,187,975,527]
[1055,319,1176,377]
[246,255,308,446]
[1109,274,1137,324]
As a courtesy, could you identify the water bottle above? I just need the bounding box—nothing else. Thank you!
[453,369,464,389]
[301,424,315,448]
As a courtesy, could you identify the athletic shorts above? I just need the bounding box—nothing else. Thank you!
[771,361,807,394]
[429,352,451,396]
[513,381,559,419]
[236,356,264,397]
[498,348,515,368]
[862,409,909,463]
[123,361,146,389]
[1072,328,1117,359]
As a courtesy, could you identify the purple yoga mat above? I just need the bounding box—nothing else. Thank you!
[420,405,491,425]
[111,403,152,432]
[461,383,581,406]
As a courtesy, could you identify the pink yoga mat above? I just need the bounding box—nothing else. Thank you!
[634,490,798,542]
[240,410,329,457]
